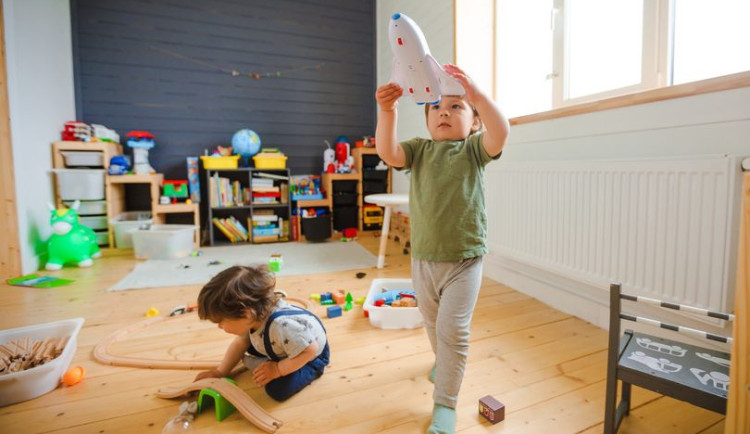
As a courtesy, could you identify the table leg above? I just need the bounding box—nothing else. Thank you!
[377,205,393,268]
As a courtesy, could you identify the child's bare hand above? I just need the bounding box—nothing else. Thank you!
[376,83,404,112]
[253,361,282,387]
[194,368,224,382]
[444,64,480,104]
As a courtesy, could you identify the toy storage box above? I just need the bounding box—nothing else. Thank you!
[363,278,423,329]
[110,211,153,248]
[53,169,105,201]
[0,318,84,407]
[131,225,196,259]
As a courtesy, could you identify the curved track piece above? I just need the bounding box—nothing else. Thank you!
[157,378,283,433]
[92,296,312,369]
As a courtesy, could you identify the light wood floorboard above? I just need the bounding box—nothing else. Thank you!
[0,234,724,433]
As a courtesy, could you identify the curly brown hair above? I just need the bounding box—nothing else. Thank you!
[197,264,278,323]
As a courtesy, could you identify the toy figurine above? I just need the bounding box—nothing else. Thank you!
[323,140,336,174]
[126,131,156,174]
[45,201,101,270]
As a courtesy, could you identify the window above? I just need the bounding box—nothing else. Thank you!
[456,0,750,118]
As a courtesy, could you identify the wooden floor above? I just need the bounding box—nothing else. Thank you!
[0,234,725,433]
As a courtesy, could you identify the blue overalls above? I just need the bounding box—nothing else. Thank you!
[246,307,330,401]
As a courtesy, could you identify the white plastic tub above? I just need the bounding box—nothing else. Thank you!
[110,211,153,248]
[0,318,84,407]
[60,151,104,167]
[62,200,107,216]
[363,278,423,329]
[131,225,196,259]
[53,169,105,201]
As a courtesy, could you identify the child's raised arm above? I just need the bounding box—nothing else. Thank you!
[194,334,250,381]
[375,83,406,167]
[444,64,509,157]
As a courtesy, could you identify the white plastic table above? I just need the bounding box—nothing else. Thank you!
[364,193,409,268]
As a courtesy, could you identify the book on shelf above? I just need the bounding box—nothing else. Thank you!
[253,234,280,243]
[212,217,249,242]
[254,172,289,180]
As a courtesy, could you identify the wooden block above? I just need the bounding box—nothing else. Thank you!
[479,395,505,424]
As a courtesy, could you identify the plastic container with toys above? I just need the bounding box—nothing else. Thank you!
[110,211,153,248]
[363,278,423,329]
[0,318,84,406]
[200,155,239,170]
[131,224,196,259]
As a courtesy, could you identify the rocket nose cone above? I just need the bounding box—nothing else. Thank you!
[392,13,401,20]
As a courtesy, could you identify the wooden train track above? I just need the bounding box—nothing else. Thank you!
[157,378,283,433]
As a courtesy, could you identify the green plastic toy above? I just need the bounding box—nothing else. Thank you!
[197,377,237,421]
[45,201,100,271]
[268,254,283,272]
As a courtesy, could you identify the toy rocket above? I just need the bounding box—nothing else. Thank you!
[388,13,465,104]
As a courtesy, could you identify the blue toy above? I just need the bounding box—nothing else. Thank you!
[108,155,131,175]
[327,305,342,318]
[45,201,100,270]
[374,289,416,305]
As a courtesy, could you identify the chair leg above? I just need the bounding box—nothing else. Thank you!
[621,382,631,416]
[604,375,619,434]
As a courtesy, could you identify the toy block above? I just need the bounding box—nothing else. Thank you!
[320,292,332,302]
[332,291,346,305]
[478,395,504,424]
[327,305,342,318]
[198,377,238,421]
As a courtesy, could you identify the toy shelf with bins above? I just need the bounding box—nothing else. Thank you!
[205,168,291,245]
[352,148,391,231]
[51,141,123,247]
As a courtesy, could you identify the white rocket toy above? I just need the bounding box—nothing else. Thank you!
[388,13,465,105]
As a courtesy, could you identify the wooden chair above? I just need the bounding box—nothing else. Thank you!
[604,283,734,433]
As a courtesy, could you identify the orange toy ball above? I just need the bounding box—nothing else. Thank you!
[61,366,85,387]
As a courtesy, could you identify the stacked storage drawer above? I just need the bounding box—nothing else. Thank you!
[332,180,358,231]
[55,151,109,246]
[361,154,388,230]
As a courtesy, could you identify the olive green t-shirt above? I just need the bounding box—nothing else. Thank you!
[398,132,500,261]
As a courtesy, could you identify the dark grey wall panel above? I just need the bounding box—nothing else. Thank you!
[72,0,375,179]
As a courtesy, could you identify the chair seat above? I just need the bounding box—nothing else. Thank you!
[618,331,729,413]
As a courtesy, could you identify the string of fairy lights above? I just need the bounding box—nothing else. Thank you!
[149,45,325,79]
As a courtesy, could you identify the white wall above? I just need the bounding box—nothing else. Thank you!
[484,88,750,332]
[376,0,454,200]
[4,0,76,272]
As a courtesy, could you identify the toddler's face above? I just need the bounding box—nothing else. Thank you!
[426,96,480,142]
[216,312,260,336]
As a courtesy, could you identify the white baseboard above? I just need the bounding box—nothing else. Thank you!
[482,252,732,350]
[483,253,611,330]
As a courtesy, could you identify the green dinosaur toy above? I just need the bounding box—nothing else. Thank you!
[45,201,101,270]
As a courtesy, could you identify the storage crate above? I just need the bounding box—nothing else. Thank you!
[363,279,423,329]
[62,200,107,216]
[110,211,153,248]
[332,192,357,206]
[333,206,358,231]
[53,169,105,201]
[301,214,331,241]
[0,318,84,406]
[60,151,105,167]
[200,155,239,169]
[363,169,388,181]
[253,153,287,169]
[131,225,196,259]
[80,215,108,231]
[332,180,357,193]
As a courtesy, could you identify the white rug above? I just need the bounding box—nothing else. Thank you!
[109,241,377,291]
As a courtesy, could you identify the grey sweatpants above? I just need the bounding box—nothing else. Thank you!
[412,256,483,408]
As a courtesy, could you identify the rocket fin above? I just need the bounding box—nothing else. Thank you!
[426,55,465,96]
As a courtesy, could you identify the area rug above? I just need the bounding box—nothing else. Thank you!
[108,241,376,291]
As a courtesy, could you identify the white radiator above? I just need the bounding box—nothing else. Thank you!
[487,155,743,313]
